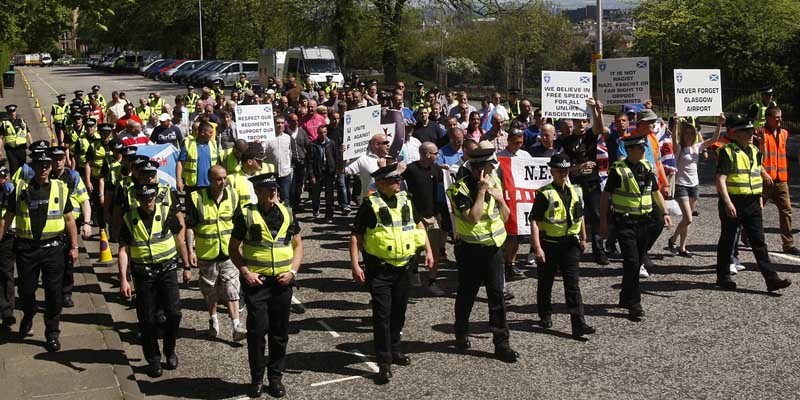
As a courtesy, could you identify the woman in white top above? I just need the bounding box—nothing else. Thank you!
[667,113,723,256]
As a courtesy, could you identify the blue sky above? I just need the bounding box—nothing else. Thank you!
[552,0,637,9]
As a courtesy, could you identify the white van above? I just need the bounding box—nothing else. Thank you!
[283,46,344,87]
[40,53,53,67]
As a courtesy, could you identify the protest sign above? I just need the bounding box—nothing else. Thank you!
[497,155,552,235]
[596,57,650,106]
[674,69,722,117]
[541,71,593,119]
[343,105,381,160]
[381,123,396,142]
[136,143,179,189]
[235,104,276,142]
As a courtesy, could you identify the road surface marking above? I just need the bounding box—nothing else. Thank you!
[770,252,800,264]
[310,375,367,387]
[32,69,61,95]
[317,320,341,338]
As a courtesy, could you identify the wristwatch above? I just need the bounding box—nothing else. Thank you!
[289,270,297,278]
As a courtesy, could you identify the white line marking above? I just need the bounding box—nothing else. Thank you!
[348,351,379,373]
[317,320,341,338]
[291,295,307,312]
[310,375,367,387]
[770,252,800,263]
[31,386,118,398]
[33,70,60,95]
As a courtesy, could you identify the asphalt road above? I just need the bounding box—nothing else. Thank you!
[19,66,800,400]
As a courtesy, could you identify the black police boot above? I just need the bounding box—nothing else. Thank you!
[19,315,33,336]
[1,315,15,327]
[505,264,524,281]
[766,278,792,292]
[146,362,163,378]
[539,315,553,329]
[594,252,609,266]
[164,353,178,370]
[62,295,74,308]
[716,278,737,291]
[247,382,263,398]
[266,378,286,398]
[494,346,519,363]
[627,304,645,321]
[45,337,61,352]
[571,317,596,339]
[392,352,411,366]
[454,335,471,350]
[376,364,392,384]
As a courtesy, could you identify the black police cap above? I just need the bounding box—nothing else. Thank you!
[92,85,100,91]
[133,184,158,198]
[371,163,402,180]
[547,153,571,169]
[725,113,754,132]
[249,173,279,188]
[74,90,84,96]
[56,94,66,99]
[29,140,50,152]
[621,135,647,148]
[467,148,498,164]
[4,104,17,113]
[85,118,97,127]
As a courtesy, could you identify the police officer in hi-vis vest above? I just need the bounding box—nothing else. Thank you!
[2,104,32,174]
[350,163,434,384]
[229,173,303,399]
[530,153,595,340]
[715,115,791,292]
[447,148,519,363]
[0,149,79,352]
[118,184,191,378]
[51,94,69,145]
[600,136,671,321]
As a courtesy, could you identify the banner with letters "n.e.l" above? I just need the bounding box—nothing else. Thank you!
[497,155,552,236]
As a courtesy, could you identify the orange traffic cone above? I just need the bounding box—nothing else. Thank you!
[98,229,113,263]
[40,109,46,123]
[34,98,40,108]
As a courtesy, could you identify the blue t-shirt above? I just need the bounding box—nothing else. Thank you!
[179,142,212,187]
[616,134,658,168]
[436,144,463,167]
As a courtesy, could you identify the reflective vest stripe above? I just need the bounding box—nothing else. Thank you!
[723,143,763,195]
[759,128,788,181]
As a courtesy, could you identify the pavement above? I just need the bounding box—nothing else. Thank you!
[3,66,800,399]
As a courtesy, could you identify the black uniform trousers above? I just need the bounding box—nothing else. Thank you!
[716,196,778,282]
[0,235,14,319]
[537,238,585,329]
[90,177,106,229]
[310,173,335,218]
[614,216,652,308]
[646,206,665,252]
[243,275,292,384]
[580,182,605,256]
[454,242,510,348]
[16,240,65,339]
[5,145,27,176]
[365,258,411,364]
[132,263,182,365]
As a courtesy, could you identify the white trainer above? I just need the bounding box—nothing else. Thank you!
[729,264,738,275]
[735,263,745,271]
[639,265,650,279]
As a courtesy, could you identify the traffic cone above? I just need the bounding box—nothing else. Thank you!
[39,109,46,123]
[29,90,34,98]
[34,98,40,108]
[98,229,113,263]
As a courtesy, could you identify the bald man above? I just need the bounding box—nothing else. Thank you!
[529,124,560,157]
[185,165,247,341]
[402,141,446,295]
[345,133,391,203]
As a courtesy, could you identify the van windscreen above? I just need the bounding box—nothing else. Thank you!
[305,59,340,74]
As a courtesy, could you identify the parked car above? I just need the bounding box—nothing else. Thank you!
[170,60,212,84]
[152,59,184,80]
[139,59,164,75]
[189,61,231,87]
[143,59,174,78]
[202,61,258,87]
[55,56,74,66]
[159,59,198,81]
[181,60,223,85]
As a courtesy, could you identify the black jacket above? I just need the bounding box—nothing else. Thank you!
[307,137,340,177]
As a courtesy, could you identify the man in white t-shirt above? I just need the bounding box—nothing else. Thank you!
[345,133,390,202]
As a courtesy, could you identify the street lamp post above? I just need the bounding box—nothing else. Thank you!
[198,0,204,60]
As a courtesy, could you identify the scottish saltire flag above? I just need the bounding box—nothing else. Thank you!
[136,144,179,189]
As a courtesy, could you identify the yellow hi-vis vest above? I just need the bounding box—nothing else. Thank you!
[126,182,173,210]
[2,120,28,147]
[722,142,763,196]
[51,103,68,123]
[362,191,427,266]
[611,159,653,216]
[15,179,68,240]
[185,93,200,113]
[190,186,237,260]
[241,203,293,276]
[182,138,218,186]
[235,80,250,91]
[447,175,507,247]
[226,172,254,208]
[123,204,178,265]
[88,139,108,179]
[149,98,165,115]
[536,183,583,240]
[135,105,152,122]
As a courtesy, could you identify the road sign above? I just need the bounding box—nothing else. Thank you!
[674,69,722,117]
[541,71,593,119]
[596,57,650,106]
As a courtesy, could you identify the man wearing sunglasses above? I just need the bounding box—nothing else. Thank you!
[345,133,391,204]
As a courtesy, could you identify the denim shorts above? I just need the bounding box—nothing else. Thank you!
[674,184,699,199]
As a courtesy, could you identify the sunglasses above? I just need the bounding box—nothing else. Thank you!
[380,141,390,145]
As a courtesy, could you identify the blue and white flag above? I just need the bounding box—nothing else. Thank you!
[136,144,179,189]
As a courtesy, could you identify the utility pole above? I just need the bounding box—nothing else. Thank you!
[198,0,204,60]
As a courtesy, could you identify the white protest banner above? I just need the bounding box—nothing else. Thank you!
[596,57,650,106]
[498,155,552,235]
[343,105,381,160]
[674,69,722,117]
[235,104,275,142]
[541,71,593,119]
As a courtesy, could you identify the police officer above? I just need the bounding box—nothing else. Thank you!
[410,81,426,111]
[229,173,303,398]
[236,73,251,91]
[0,149,79,352]
[149,92,165,116]
[72,90,84,105]
[87,85,106,109]
[506,89,521,120]
[185,85,200,115]
[50,146,92,308]
[118,184,190,378]
[599,136,671,321]
[323,75,337,96]
[748,87,777,130]
[0,163,15,327]
[530,154,595,339]
[715,115,791,292]
[85,123,114,231]
[447,148,518,363]
[51,94,69,145]
[2,104,32,174]
[211,80,224,101]
[350,164,434,383]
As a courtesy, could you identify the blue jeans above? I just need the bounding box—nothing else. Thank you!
[277,173,292,204]
[336,173,350,210]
